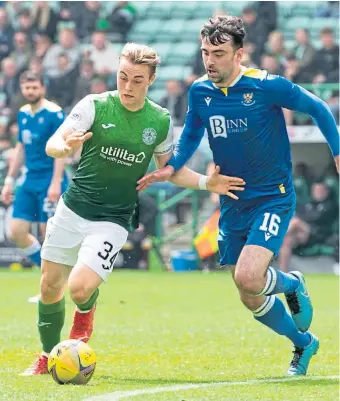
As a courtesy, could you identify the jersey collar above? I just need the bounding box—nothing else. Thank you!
[26,99,48,116]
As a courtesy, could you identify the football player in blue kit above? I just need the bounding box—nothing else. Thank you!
[137,16,340,376]
[1,71,68,273]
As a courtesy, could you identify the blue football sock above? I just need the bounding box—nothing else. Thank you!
[259,266,299,295]
[253,296,311,348]
[22,240,41,267]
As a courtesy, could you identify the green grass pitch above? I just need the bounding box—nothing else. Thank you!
[0,270,338,401]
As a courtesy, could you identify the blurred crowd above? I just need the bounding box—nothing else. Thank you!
[172,3,339,126]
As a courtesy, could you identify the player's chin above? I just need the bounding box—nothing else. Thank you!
[207,74,221,83]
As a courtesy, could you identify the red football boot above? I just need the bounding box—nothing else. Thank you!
[20,355,48,376]
[69,305,96,343]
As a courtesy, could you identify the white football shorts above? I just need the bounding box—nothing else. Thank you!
[41,197,128,281]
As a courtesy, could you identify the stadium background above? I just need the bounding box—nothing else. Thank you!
[0,0,338,272]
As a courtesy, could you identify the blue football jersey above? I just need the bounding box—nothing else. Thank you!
[169,67,339,199]
[17,99,65,178]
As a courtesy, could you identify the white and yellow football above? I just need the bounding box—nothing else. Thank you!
[48,339,96,385]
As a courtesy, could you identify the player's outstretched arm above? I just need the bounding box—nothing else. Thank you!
[265,75,340,173]
[1,142,25,205]
[46,95,95,158]
[137,153,245,199]
[170,165,245,199]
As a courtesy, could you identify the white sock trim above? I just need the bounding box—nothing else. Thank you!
[22,240,41,256]
[41,351,49,358]
[253,295,276,317]
[258,266,277,296]
[76,306,92,314]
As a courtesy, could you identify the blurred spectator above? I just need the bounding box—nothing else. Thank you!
[242,6,268,66]
[0,7,13,61]
[10,31,32,74]
[90,77,108,94]
[7,121,18,146]
[313,28,339,84]
[0,57,19,106]
[293,162,313,209]
[17,8,34,42]
[294,162,314,186]
[59,1,81,23]
[0,119,12,191]
[160,80,187,126]
[47,53,77,109]
[29,56,44,76]
[187,43,205,85]
[242,52,258,69]
[108,1,136,41]
[4,1,25,30]
[43,27,80,77]
[75,1,101,40]
[139,192,158,237]
[255,2,277,34]
[292,28,316,80]
[33,34,52,59]
[243,41,259,68]
[278,182,338,272]
[265,31,288,65]
[261,53,283,75]
[73,59,97,104]
[89,30,119,76]
[30,1,59,41]
[315,1,339,18]
[284,54,313,83]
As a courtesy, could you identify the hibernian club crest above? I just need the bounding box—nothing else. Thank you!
[142,128,157,145]
[242,92,255,106]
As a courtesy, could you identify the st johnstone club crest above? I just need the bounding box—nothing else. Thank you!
[242,92,255,106]
[142,128,157,145]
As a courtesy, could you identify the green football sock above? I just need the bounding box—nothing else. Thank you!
[38,297,65,353]
[76,288,99,312]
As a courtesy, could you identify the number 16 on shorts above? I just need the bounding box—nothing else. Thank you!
[259,213,281,242]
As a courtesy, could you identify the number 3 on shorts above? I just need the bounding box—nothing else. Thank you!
[98,241,118,271]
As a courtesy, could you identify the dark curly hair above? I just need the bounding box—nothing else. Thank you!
[200,16,246,50]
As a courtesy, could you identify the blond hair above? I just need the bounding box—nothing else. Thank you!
[120,43,161,76]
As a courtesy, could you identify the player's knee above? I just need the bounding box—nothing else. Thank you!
[40,273,63,303]
[69,285,91,305]
[234,269,263,295]
[8,227,26,244]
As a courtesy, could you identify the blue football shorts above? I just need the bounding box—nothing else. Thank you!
[218,191,296,266]
[12,176,68,223]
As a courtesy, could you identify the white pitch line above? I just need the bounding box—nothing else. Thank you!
[84,375,339,401]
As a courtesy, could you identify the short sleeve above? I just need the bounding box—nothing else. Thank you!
[60,96,95,132]
[154,117,174,155]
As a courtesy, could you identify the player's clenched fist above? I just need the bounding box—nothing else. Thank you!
[46,131,93,158]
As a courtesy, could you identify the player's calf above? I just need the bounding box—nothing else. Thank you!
[69,288,99,343]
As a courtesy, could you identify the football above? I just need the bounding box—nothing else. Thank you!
[48,339,96,385]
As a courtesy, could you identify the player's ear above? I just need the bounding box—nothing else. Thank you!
[149,74,156,86]
[236,48,244,63]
